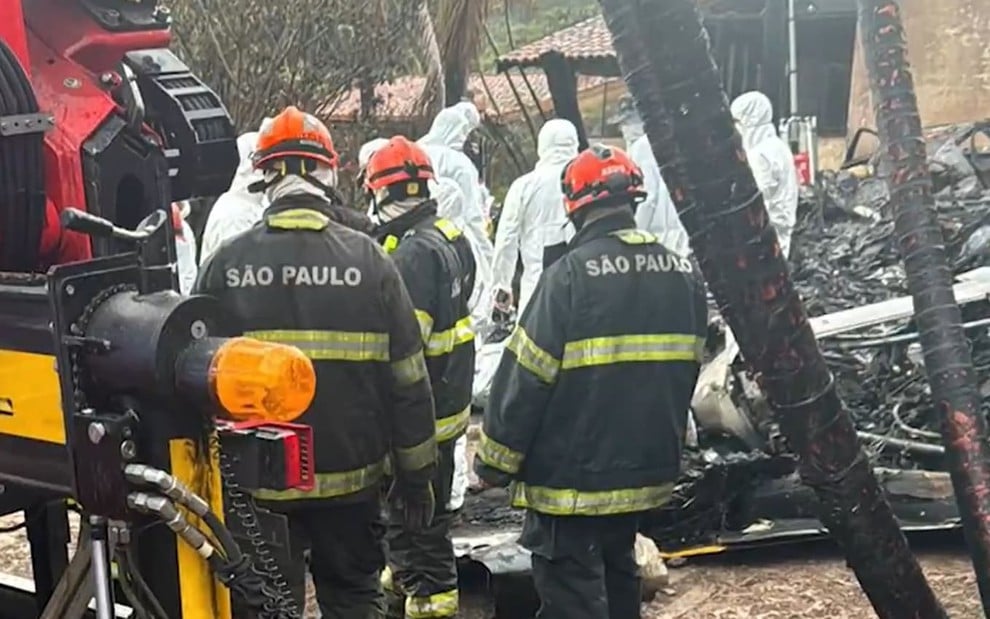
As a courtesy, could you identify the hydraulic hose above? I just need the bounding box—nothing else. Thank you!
[0,39,45,271]
[127,492,221,562]
[126,483,298,618]
[124,464,242,562]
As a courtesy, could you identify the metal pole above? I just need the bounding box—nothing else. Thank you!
[787,0,798,116]
[89,516,114,619]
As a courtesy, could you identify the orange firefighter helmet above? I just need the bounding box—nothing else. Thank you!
[560,144,646,215]
[253,106,339,171]
[364,136,435,192]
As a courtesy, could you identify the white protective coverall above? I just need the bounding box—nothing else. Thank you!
[172,201,198,295]
[491,119,578,313]
[418,105,494,308]
[199,128,270,265]
[730,91,799,259]
[629,136,691,257]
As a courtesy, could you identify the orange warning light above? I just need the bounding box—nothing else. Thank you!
[209,337,315,423]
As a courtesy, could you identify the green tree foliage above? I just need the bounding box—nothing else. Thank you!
[480,0,599,70]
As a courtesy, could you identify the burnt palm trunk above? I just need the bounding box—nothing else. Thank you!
[859,0,990,613]
[595,0,946,616]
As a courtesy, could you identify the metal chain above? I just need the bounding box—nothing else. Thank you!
[219,447,302,619]
[67,283,137,414]
[65,283,298,618]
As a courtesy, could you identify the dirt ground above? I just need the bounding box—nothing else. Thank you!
[0,513,979,618]
[641,545,980,619]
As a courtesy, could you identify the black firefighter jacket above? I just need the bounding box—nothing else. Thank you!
[193,195,438,503]
[375,201,477,444]
[475,208,707,516]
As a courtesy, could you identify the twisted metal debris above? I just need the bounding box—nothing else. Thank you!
[858,0,990,613]
[595,0,945,615]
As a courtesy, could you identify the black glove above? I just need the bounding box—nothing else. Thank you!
[389,480,435,533]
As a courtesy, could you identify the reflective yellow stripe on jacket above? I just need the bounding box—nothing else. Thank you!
[266,208,331,231]
[562,334,704,369]
[433,218,462,241]
[414,310,434,342]
[477,430,524,475]
[246,329,433,500]
[506,330,704,383]
[510,482,674,516]
[253,460,387,501]
[247,329,429,387]
[247,329,390,361]
[436,406,470,443]
[424,317,473,358]
[505,327,560,383]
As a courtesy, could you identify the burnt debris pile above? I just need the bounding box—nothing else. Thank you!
[791,125,990,469]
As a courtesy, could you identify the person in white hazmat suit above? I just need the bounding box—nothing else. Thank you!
[359,136,472,513]
[615,98,691,258]
[418,103,494,308]
[199,123,271,265]
[171,200,198,294]
[730,91,799,259]
[629,136,691,257]
[491,119,579,315]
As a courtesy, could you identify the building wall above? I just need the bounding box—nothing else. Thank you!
[848,0,990,132]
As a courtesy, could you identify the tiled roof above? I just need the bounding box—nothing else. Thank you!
[323,72,614,122]
[496,16,615,71]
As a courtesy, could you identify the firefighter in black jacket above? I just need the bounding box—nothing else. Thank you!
[475,144,707,619]
[365,136,476,618]
[194,107,438,618]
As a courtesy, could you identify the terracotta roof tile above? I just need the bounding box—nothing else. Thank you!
[496,16,615,71]
[323,72,614,122]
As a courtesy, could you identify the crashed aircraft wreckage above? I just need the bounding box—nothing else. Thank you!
[458,267,990,571]
[459,2,990,612]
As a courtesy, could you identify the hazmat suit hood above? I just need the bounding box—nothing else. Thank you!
[536,118,579,168]
[491,119,579,314]
[229,131,263,191]
[199,124,271,265]
[359,138,389,169]
[730,91,799,259]
[419,104,480,151]
[731,91,778,151]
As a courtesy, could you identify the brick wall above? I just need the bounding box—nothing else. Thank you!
[848,0,990,132]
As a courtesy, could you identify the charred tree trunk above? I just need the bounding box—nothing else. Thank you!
[596,0,947,617]
[415,0,446,118]
[859,0,990,613]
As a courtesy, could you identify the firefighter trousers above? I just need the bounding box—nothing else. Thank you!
[385,440,458,618]
[520,511,642,619]
[282,499,388,619]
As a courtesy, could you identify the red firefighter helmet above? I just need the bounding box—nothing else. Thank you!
[364,136,435,192]
[560,144,646,214]
[253,106,339,171]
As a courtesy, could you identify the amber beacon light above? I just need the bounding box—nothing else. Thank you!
[176,336,316,423]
